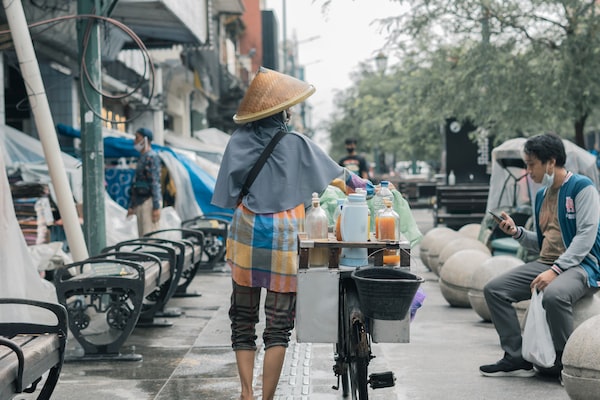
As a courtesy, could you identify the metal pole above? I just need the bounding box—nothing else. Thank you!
[0,51,4,126]
[152,65,164,146]
[78,0,106,255]
[2,0,89,261]
[282,0,287,73]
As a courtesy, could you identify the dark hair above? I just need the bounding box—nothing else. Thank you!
[523,133,566,167]
[345,138,357,145]
[136,127,153,142]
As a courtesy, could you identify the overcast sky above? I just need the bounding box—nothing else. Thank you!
[263,0,403,150]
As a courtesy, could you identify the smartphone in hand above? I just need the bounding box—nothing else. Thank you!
[488,210,505,224]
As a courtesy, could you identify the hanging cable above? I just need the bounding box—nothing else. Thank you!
[0,12,157,125]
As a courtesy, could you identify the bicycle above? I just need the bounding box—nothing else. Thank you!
[296,238,415,399]
[331,269,396,399]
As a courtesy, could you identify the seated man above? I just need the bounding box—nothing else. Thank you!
[480,133,600,379]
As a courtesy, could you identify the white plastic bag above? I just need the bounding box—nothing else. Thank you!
[156,206,182,241]
[522,290,556,368]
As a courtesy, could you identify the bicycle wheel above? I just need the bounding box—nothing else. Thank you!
[338,283,351,397]
[334,342,350,397]
[349,318,370,400]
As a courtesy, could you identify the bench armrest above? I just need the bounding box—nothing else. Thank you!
[145,228,205,243]
[145,229,205,264]
[183,212,232,224]
[0,336,24,392]
[0,298,67,339]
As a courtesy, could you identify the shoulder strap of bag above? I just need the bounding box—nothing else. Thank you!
[240,130,287,198]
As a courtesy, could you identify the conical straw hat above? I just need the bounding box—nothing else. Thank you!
[233,67,316,124]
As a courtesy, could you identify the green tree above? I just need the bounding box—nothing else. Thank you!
[384,0,600,147]
[326,0,600,173]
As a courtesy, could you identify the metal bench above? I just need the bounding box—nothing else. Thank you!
[54,231,205,361]
[0,298,67,399]
[182,213,230,270]
[54,253,166,361]
[143,228,205,297]
[100,238,185,325]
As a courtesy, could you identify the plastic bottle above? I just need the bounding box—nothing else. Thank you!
[372,181,393,236]
[333,198,345,241]
[340,193,369,267]
[377,199,400,266]
[355,188,371,240]
[305,192,329,267]
[448,170,456,186]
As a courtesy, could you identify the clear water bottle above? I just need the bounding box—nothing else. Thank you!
[372,181,393,235]
[305,192,329,267]
[377,199,400,266]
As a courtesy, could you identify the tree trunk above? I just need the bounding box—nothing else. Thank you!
[574,114,587,148]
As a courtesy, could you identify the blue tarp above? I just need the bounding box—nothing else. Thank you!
[56,124,232,218]
[104,137,232,217]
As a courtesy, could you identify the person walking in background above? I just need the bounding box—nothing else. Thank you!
[339,137,370,179]
[211,67,373,400]
[479,133,600,380]
[127,127,162,236]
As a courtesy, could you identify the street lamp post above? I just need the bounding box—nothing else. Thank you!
[375,52,388,75]
[374,52,388,176]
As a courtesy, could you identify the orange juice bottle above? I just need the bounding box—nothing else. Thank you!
[377,199,400,266]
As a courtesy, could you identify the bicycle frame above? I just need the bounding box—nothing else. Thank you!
[333,270,372,400]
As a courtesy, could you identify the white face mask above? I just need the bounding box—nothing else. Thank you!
[134,137,146,152]
[541,165,555,188]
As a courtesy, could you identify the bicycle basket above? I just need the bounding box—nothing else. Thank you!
[351,267,424,320]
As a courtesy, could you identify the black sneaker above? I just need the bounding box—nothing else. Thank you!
[535,362,563,378]
[480,356,535,377]
[535,351,563,378]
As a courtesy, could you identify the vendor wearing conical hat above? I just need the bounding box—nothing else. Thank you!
[211,67,372,400]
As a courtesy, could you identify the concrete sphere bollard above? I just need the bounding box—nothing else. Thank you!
[573,291,600,330]
[467,255,523,322]
[419,227,460,271]
[517,291,599,334]
[437,237,490,276]
[425,229,462,275]
[458,223,481,240]
[439,249,491,308]
[562,314,600,400]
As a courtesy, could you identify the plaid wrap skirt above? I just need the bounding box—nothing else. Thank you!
[226,203,305,293]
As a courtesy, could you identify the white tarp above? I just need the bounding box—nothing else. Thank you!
[1,124,83,202]
[158,151,203,221]
[0,143,58,322]
[1,124,139,244]
[487,137,600,212]
[193,127,230,149]
[164,132,223,178]
[165,131,225,164]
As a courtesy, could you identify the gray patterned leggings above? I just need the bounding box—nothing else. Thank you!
[229,280,296,351]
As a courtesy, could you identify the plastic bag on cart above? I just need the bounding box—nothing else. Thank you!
[410,286,426,321]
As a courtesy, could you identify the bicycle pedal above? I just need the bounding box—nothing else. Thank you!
[369,371,396,389]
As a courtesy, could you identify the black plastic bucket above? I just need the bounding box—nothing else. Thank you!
[351,267,424,320]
